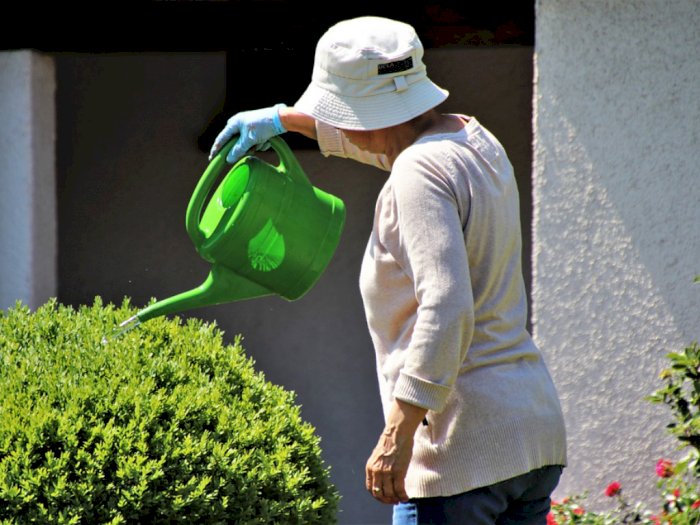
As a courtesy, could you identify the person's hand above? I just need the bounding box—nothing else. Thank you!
[209,103,287,164]
[366,429,413,505]
[366,399,426,504]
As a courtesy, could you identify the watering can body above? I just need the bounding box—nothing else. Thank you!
[131,137,345,324]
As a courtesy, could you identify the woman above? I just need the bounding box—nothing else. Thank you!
[209,16,567,525]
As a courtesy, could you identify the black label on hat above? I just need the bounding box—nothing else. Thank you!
[378,57,413,75]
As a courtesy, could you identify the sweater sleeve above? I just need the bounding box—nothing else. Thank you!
[316,121,392,172]
[389,145,474,413]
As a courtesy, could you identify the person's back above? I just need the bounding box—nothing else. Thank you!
[358,116,566,498]
[452,118,534,370]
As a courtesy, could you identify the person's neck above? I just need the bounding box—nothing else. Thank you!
[385,111,463,164]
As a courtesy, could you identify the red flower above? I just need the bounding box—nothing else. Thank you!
[604,481,622,497]
[573,506,584,516]
[655,458,674,478]
[692,500,700,510]
[546,512,558,525]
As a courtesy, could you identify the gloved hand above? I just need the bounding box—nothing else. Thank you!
[209,103,287,164]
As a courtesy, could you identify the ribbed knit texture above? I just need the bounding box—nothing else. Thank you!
[317,117,567,498]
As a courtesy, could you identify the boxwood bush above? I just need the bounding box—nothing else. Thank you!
[0,298,339,524]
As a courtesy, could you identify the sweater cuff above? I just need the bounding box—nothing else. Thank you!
[393,371,452,413]
[316,121,344,158]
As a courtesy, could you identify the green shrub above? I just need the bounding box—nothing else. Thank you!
[648,341,700,473]
[0,298,339,524]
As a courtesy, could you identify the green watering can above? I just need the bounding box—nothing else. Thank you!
[119,136,346,333]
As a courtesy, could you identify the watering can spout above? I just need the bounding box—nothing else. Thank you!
[132,264,273,324]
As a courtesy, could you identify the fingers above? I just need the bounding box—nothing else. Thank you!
[210,126,249,166]
[226,141,247,165]
[372,475,406,504]
[366,462,407,505]
[394,475,409,503]
[367,480,385,502]
[213,124,257,165]
[380,474,398,504]
[209,119,240,161]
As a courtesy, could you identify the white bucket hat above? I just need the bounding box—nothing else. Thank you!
[295,16,449,131]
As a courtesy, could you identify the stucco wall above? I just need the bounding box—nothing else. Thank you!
[533,0,700,509]
[0,51,56,311]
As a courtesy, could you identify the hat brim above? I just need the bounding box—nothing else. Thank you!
[295,77,449,131]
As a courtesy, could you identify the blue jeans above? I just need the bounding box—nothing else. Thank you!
[392,465,563,525]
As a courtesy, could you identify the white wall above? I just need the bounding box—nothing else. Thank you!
[533,0,700,509]
[0,51,56,311]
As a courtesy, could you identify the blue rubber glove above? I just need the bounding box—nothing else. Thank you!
[209,103,287,164]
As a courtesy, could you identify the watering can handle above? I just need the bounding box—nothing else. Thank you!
[186,140,236,247]
[268,136,311,186]
[186,137,310,247]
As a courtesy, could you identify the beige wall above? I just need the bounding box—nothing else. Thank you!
[533,0,700,510]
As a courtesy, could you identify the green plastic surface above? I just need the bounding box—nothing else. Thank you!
[135,137,346,323]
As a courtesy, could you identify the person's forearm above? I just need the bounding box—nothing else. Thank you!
[279,107,317,141]
[384,398,427,443]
